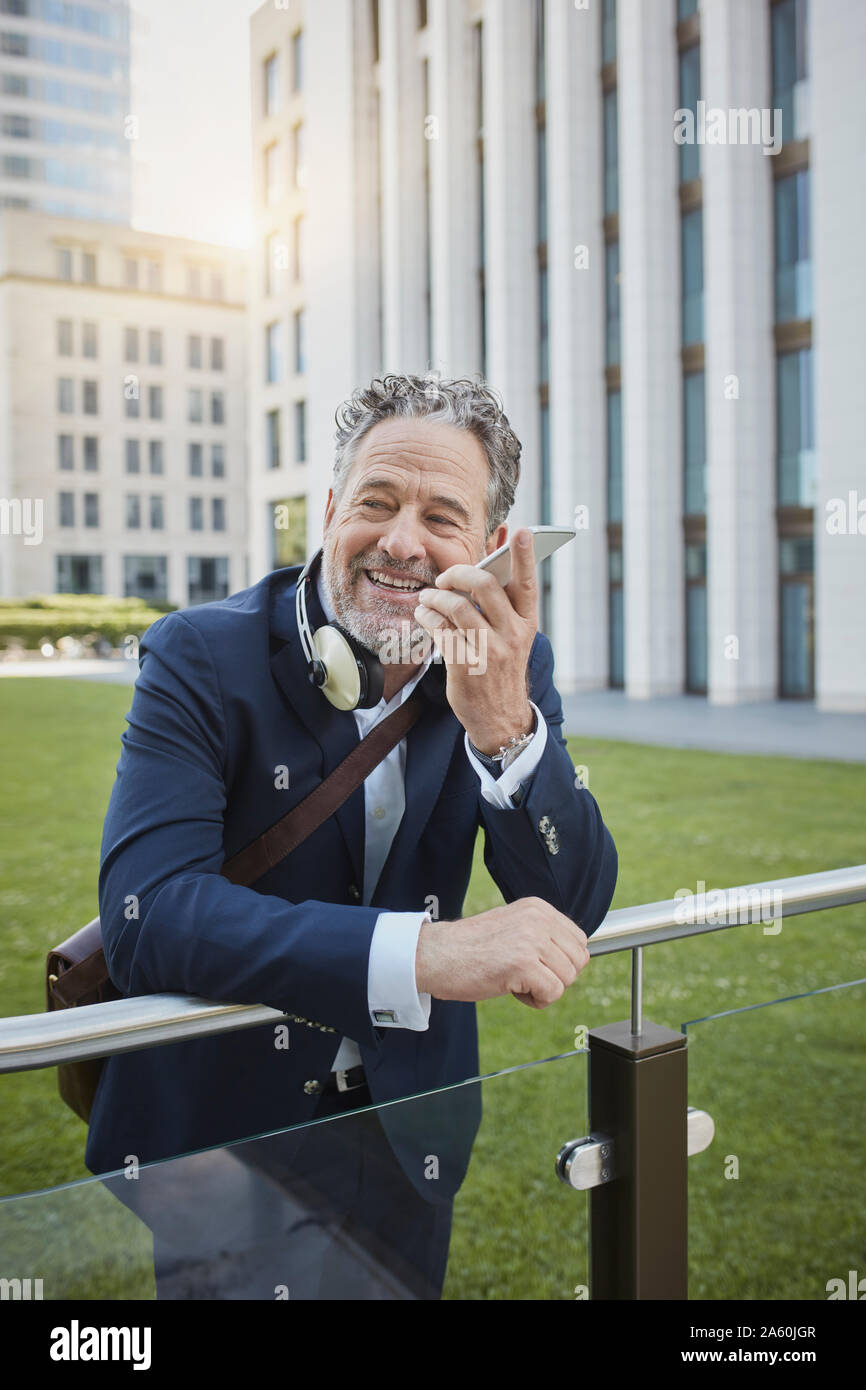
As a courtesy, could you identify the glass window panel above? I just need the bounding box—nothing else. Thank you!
[58,434,74,469]
[774,170,811,322]
[681,208,703,346]
[82,321,98,357]
[603,89,618,216]
[601,0,616,66]
[83,437,98,471]
[686,581,708,692]
[58,490,74,526]
[606,390,622,524]
[777,349,815,505]
[57,318,73,355]
[123,555,168,601]
[605,240,620,366]
[125,494,141,528]
[608,578,624,687]
[125,439,140,474]
[83,492,99,527]
[678,45,700,183]
[683,371,706,515]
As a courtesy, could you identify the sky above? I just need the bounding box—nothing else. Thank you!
[129,0,264,248]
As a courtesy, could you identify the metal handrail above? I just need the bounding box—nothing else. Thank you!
[1,864,864,1074]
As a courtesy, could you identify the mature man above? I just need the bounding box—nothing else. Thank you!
[87,374,617,1300]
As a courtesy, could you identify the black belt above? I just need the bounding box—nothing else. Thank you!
[324,1064,367,1095]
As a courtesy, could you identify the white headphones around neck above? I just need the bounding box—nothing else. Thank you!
[295,547,386,711]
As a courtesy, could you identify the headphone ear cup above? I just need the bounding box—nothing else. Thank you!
[310,624,385,711]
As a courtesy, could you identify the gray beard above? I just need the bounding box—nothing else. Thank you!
[319,545,432,659]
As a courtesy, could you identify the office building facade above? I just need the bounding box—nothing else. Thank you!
[248,0,865,711]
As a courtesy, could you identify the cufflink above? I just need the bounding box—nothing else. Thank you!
[372,1008,398,1024]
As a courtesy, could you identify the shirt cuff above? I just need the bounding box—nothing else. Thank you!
[367,910,433,1030]
[464,701,548,808]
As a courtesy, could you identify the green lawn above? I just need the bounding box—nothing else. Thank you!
[0,678,863,1300]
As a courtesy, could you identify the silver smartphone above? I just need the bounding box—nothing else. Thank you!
[476,525,577,586]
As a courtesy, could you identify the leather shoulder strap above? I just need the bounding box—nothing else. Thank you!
[220,687,426,887]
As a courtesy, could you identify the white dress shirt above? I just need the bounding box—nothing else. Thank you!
[314,569,549,1071]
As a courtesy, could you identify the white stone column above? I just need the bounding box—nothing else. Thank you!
[546,0,607,692]
[618,0,684,698]
[379,0,428,372]
[481,0,539,531]
[811,0,866,711]
[305,0,363,545]
[428,0,480,377]
[701,0,776,703]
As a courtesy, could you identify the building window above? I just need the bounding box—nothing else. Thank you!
[83,492,99,528]
[58,434,74,470]
[772,0,809,144]
[188,388,203,424]
[295,399,306,463]
[271,495,307,568]
[57,377,74,413]
[148,385,162,420]
[601,0,616,66]
[82,380,98,415]
[211,443,225,477]
[608,548,624,688]
[774,169,811,323]
[188,334,202,369]
[293,122,305,189]
[211,270,225,301]
[211,391,224,425]
[266,321,283,383]
[124,257,139,289]
[149,440,164,475]
[57,319,73,356]
[683,372,706,515]
[125,388,140,420]
[777,348,815,506]
[685,542,708,694]
[59,491,75,527]
[57,554,103,594]
[124,555,168,601]
[82,322,98,358]
[211,336,224,371]
[211,497,226,531]
[265,230,280,296]
[678,44,700,184]
[292,30,303,91]
[603,88,618,216]
[125,439,140,473]
[147,259,162,292]
[57,247,72,280]
[150,495,164,530]
[148,329,163,365]
[187,265,202,297]
[678,0,698,16]
[124,326,139,362]
[265,140,281,204]
[78,251,95,284]
[83,436,98,471]
[681,207,703,346]
[294,308,306,374]
[188,442,203,477]
[606,391,622,523]
[293,214,305,281]
[605,240,620,366]
[126,494,141,529]
[188,556,229,605]
[267,409,281,470]
[189,497,204,531]
[264,51,279,115]
[779,536,814,698]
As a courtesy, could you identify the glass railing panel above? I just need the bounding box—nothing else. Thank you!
[0,1050,588,1301]
[684,979,865,1300]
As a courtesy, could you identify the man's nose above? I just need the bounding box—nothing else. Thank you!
[376,512,428,566]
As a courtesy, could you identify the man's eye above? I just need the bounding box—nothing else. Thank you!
[361,500,386,509]
[429,516,454,525]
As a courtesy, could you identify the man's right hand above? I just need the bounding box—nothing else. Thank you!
[414,897,590,1009]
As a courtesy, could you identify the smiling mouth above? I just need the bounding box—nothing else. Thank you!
[363,568,428,595]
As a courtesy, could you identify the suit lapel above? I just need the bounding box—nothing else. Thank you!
[267,566,463,901]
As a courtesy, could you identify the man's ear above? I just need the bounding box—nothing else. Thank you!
[484,523,508,557]
[323,488,335,532]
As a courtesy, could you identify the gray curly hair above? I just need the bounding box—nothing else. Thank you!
[332,373,522,538]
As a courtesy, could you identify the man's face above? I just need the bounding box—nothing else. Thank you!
[320,416,507,657]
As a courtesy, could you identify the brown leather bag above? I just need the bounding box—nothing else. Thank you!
[46,691,425,1123]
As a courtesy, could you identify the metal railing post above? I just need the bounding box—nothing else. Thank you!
[588,1019,688,1299]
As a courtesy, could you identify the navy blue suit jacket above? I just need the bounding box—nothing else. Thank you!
[85,564,617,1200]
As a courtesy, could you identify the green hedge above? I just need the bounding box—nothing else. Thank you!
[0,594,176,650]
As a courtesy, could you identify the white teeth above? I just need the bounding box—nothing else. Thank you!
[368,570,424,591]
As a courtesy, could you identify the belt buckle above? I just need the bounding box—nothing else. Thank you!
[335,1068,356,1094]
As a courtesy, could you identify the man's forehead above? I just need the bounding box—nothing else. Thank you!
[350,419,487,484]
